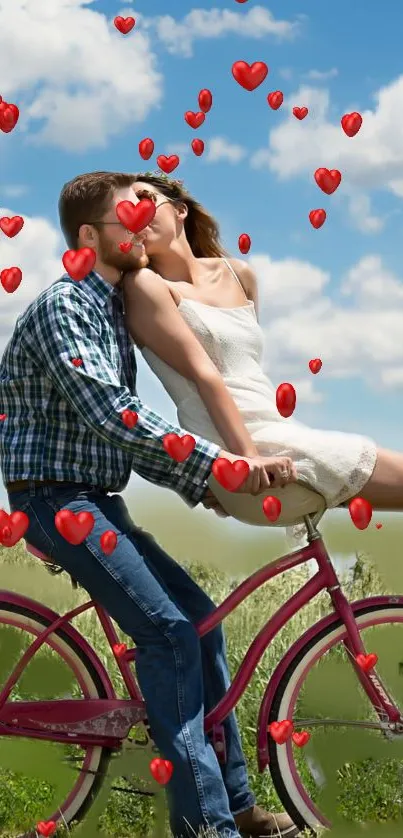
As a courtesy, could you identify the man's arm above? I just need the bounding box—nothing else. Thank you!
[28,287,220,506]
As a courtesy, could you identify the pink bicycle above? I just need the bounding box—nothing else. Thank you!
[1,510,403,837]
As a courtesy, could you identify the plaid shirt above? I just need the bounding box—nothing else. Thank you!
[0,271,220,506]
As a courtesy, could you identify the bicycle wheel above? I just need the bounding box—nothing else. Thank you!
[266,601,403,833]
[0,599,112,837]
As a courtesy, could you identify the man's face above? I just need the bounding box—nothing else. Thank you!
[80,186,149,273]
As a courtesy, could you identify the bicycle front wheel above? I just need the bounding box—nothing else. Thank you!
[267,601,403,833]
[0,599,111,837]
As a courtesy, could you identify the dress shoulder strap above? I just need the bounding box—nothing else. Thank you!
[222,257,249,302]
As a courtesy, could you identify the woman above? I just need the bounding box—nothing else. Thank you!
[122,172,403,531]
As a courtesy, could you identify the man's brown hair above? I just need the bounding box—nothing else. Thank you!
[58,171,135,249]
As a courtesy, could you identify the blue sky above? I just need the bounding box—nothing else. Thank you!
[1,0,403,521]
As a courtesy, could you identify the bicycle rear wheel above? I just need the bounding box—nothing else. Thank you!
[266,601,403,833]
[0,599,112,837]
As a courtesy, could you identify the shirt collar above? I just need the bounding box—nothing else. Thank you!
[60,270,123,308]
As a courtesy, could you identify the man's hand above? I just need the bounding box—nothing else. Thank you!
[201,487,229,517]
[217,450,297,496]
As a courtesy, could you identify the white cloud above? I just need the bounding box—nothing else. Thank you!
[304,68,338,81]
[206,137,247,164]
[0,0,163,152]
[143,6,300,58]
[0,186,28,199]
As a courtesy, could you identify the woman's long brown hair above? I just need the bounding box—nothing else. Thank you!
[131,172,229,258]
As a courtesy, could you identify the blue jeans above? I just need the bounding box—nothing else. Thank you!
[7,482,255,838]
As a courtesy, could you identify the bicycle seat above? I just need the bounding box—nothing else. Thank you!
[25,542,54,564]
[207,474,326,528]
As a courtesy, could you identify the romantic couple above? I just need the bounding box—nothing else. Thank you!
[1,169,403,838]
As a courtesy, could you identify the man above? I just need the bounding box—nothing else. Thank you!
[0,171,298,838]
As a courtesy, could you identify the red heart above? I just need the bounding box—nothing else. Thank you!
[198,89,213,113]
[1,266,22,293]
[36,822,57,837]
[114,16,135,34]
[0,102,19,133]
[232,61,268,91]
[267,91,283,110]
[0,216,24,237]
[100,530,118,555]
[119,241,133,253]
[314,168,342,195]
[376,522,383,529]
[0,414,6,421]
[0,510,29,547]
[212,458,249,492]
[356,653,378,672]
[62,247,96,281]
[292,731,310,747]
[268,720,294,744]
[276,382,296,418]
[262,496,282,523]
[116,199,156,234]
[341,111,362,138]
[55,510,95,545]
[309,209,326,229]
[185,111,205,129]
[238,233,251,254]
[163,433,196,462]
[293,106,308,120]
[191,138,205,156]
[309,358,322,374]
[113,643,127,658]
[349,497,372,530]
[139,137,154,160]
[149,757,173,785]
[71,358,83,367]
[157,155,180,174]
[121,409,138,428]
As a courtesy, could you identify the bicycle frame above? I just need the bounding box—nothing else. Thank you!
[1,517,402,752]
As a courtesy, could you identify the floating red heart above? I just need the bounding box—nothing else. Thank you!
[198,89,213,113]
[62,247,96,281]
[119,241,133,253]
[139,137,154,160]
[0,216,24,237]
[100,530,118,555]
[262,496,282,523]
[1,266,22,293]
[293,106,308,120]
[0,101,19,133]
[292,731,310,747]
[55,510,95,545]
[376,522,383,529]
[267,91,283,110]
[191,138,204,156]
[157,155,180,174]
[121,409,138,428]
[36,822,57,838]
[116,199,156,234]
[232,61,268,91]
[314,168,341,195]
[114,16,135,34]
[309,358,322,374]
[0,414,6,421]
[163,433,196,462]
[212,458,249,491]
[341,112,362,137]
[238,233,251,254]
[71,358,83,367]
[268,720,294,744]
[0,510,29,547]
[185,111,205,129]
[349,497,372,530]
[309,209,326,229]
[149,757,173,785]
[276,383,296,418]
[356,652,378,672]
[113,643,127,658]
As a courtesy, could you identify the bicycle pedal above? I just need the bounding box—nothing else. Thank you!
[210,723,227,764]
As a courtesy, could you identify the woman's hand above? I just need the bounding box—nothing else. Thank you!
[218,451,297,495]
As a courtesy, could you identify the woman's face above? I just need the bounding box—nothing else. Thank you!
[131,181,187,256]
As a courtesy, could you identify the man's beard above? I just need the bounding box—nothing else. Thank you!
[99,237,149,273]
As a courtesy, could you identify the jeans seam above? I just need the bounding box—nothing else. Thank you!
[22,502,56,557]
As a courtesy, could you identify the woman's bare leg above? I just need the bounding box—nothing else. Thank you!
[354,447,403,510]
